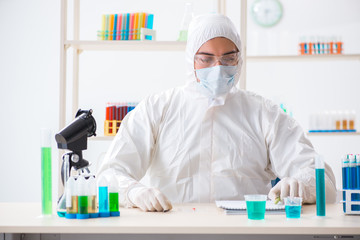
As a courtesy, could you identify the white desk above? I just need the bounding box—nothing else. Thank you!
[0,203,359,240]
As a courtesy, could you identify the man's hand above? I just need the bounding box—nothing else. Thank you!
[128,185,172,212]
[268,177,308,203]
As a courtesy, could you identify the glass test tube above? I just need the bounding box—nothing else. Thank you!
[336,111,342,130]
[98,176,110,217]
[349,111,356,130]
[342,111,349,130]
[342,155,349,212]
[65,176,78,219]
[315,155,326,216]
[357,154,360,191]
[354,155,360,210]
[350,155,357,189]
[41,128,52,215]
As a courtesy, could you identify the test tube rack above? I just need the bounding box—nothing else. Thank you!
[104,102,137,136]
[342,190,360,215]
[104,120,121,136]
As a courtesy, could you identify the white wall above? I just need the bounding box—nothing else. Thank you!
[0,0,60,202]
[0,0,359,202]
[246,0,360,190]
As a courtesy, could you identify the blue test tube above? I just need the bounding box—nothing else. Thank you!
[350,155,357,189]
[98,176,110,217]
[342,155,349,212]
[315,155,326,216]
[349,154,358,211]
[357,154,360,190]
[354,154,360,210]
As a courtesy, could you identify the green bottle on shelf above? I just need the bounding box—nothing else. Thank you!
[177,2,194,41]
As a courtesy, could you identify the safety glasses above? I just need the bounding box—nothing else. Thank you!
[194,52,239,68]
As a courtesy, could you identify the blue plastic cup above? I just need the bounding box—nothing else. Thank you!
[244,195,267,220]
[284,197,302,219]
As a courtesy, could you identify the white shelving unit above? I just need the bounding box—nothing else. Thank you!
[60,0,360,142]
[247,54,360,62]
[307,132,360,136]
[59,0,246,131]
[65,40,187,51]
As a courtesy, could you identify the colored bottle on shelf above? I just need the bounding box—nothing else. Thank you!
[178,3,194,41]
[41,128,52,216]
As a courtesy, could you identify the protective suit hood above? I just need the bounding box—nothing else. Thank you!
[186,14,243,88]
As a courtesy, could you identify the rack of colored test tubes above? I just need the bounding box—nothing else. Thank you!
[342,154,360,214]
[308,110,356,133]
[97,12,155,41]
[298,36,343,55]
[104,102,138,136]
[62,175,120,219]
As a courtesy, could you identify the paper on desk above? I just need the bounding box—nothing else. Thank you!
[216,200,285,215]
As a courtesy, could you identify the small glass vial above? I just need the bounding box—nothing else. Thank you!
[88,176,99,218]
[109,176,120,217]
[76,175,89,219]
[65,176,78,219]
[98,176,110,217]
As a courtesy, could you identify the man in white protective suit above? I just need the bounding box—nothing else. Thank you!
[97,14,337,212]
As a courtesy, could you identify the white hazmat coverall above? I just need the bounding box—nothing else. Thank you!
[97,14,337,209]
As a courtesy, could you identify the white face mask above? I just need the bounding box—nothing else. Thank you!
[195,65,237,98]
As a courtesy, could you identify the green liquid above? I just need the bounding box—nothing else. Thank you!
[246,201,266,220]
[109,192,119,212]
[178,30,188,41]
[78,196,89,214]
[41,147,52,215]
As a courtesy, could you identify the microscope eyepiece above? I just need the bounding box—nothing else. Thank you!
[55,109,97,151]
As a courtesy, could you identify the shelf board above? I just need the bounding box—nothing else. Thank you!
[307,132,360,136]
[247,54,360,61]
[65,40,186,51]
[91,132,360,140]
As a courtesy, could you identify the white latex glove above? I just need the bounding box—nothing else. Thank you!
[127,184,173,212]
[268,177,309,203]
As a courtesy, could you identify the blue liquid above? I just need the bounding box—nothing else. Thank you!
[357,166,360,210]
[285,205,301,219]
[342,167,348,189]
[246,201,266,220]
[357,166,360,189]
[99,186,109,213]
[346,167,351,189]
[350,166,357,189]
[342,166,348,212]
[316,168,326,216]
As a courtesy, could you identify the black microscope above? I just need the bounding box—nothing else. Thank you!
[55,109,97,216]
